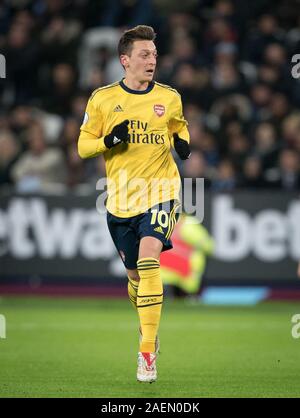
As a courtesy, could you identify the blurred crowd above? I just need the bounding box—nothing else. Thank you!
[0,0,300,194]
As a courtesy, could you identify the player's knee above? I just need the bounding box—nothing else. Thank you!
[127,269,140,282]
[139,236,163,260]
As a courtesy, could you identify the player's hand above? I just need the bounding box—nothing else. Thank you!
[104,120,130,149]
[173,133,191,160]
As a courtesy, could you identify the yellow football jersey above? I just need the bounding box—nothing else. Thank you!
[78,79,190,218]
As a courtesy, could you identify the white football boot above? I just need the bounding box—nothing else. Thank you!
[137,352,157,383]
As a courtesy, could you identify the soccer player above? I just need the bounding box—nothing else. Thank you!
[78,25,190,383]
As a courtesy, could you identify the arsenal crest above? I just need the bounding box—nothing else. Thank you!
[154,104,165,117]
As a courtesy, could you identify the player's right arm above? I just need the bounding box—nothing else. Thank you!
[78,98,129,159]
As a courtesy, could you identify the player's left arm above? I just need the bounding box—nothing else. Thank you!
[168,94,191,160]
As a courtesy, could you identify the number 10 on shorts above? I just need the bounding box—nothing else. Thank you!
[150,209,169,228]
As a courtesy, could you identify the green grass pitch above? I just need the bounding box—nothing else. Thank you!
[0,296,299,398]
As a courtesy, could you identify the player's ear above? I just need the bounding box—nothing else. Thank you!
[120,54,129,69]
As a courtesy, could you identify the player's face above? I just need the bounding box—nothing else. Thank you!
[123,40,157,83]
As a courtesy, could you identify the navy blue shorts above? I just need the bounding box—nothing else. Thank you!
[107,200,181,270]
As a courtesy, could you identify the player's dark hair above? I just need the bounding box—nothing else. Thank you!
[118,25,156,56]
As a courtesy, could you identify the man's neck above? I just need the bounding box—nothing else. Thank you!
[123,77,149,91]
